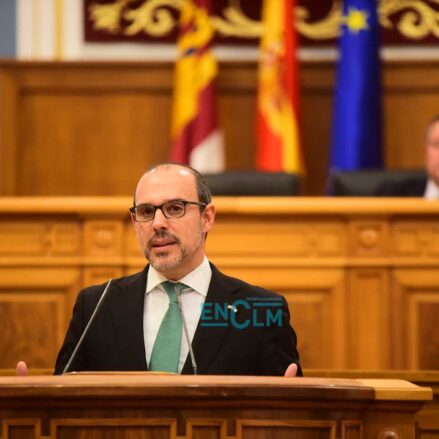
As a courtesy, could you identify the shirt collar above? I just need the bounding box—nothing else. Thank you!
[146,257,211,297]
[424,178,439,200]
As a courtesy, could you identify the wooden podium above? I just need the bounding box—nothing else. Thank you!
[0,375,432,439]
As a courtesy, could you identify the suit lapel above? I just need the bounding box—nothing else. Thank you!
[109,268,148,370]
[181,264,241,374]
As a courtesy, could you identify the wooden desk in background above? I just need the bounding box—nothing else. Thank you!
[0,197,439,373]
[0,375,432,439]
[307,370,439,439]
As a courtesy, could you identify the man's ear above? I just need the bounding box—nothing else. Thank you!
[130,213,136,227]
[202,203,216,232]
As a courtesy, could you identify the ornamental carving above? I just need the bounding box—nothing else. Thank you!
[86,0,439,43]
[377,427,401,439]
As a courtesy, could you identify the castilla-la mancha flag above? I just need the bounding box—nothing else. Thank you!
[256,0,303,173]
[170,0,224,173]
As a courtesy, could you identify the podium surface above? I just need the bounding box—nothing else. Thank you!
[0,375,431,439]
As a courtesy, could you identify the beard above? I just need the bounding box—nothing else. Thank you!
[144,227,204,274]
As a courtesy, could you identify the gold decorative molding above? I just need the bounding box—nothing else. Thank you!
[380,0,439,39]
[87,0,439,41]
[296,2,341,40]
[211,0,261,38]
[124,0,185,37]
[89,0,132,34]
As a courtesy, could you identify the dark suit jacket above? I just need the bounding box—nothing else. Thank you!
[54,264,302,376]
[376,177,427,197]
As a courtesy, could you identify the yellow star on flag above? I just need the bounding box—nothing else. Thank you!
[345,8,369,34]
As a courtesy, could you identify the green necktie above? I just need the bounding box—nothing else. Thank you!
[149,281,185,373]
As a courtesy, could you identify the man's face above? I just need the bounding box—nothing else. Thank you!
[132,166,215,280]
[426,121,439,185]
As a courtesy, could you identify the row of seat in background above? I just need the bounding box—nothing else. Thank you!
[203,170,426,196]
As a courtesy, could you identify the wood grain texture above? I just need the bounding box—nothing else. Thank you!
[1,60,439,195]
[1,197,439,374]
[307,370,439,439]
[0,376,430,439]
[0,267,80,369]
[347,269,389,369]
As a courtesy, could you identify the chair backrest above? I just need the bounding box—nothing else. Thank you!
[330,169,426,196]
[203,171,301,196]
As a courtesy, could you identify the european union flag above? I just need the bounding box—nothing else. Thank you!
[330,0,382,171]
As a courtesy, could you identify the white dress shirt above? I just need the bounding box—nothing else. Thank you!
[424,179,439,200]
[143,257,212,373]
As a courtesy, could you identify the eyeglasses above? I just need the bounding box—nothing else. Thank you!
[130,199,206,222]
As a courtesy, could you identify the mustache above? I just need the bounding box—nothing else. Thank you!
[147,231,180,249]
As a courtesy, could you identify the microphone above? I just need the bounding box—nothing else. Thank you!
[62,279,113,374]
[175,285,198,375]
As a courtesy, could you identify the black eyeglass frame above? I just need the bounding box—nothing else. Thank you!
[130,199,207,222]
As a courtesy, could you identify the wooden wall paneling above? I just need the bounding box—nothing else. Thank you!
[313,222,346,257]
[348,219,390,258]
[83,220,124,260]
[0,267,81,370]
[208,216,313,259]
[2,61,439,195]
[207,215,346,262]
[186,419,227,439]
[391,218,439,260]
[83,218,136,283]
[0,221,51,256]
[384,61,439,170]
[124,221,146,274]
[416,296,439,370]
[17,64,173,196]
[2,419,41,439]
[1,61,439,195]
[82,267,125,287]
[0,61,336,196]
[300,62,334,195]
[341,421,363,439]
[125,221,140,258]
[0,218,81,262]
[346,217,391,369]
[2,197,439,371]
[236,420,337,439]
[304,369,439,439]
[392,269,439,370]
[417,424,439,439]
[0,68,18,195]
[427,222,439,257]
[391,269,416,368]
[347,269,390,369]
[218,266,347,369]
[361,412,416,439]
[0,376,430,439]
[392,220,428,257]
[49,419,177,439]
[218,62,256,170]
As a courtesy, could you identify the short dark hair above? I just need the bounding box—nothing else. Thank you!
[133,163,212,206]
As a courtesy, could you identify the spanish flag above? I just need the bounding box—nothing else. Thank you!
[256,0,303,173]
[170,0,224,173]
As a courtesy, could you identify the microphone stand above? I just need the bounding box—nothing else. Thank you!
[62,279,112,374]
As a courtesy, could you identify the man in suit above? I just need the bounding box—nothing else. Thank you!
[377,114,439,197]
[19,164,301,376]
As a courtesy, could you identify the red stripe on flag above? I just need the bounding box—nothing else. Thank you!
[170,82,217,163]
[284,0,298,111]
[191,82,217,147]
[256,110,283,171]
[256,0,304,173]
